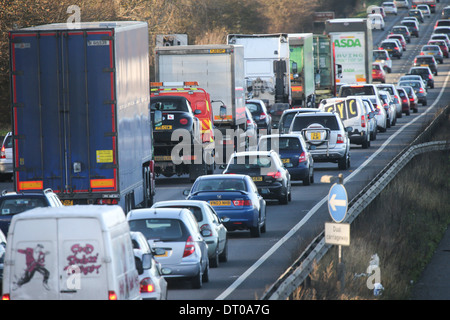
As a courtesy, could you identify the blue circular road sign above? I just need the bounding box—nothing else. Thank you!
[327,183,348,223]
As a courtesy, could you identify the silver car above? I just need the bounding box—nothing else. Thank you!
[152,200,228,268]
[127,208,209,289]
[289,111,351,170]
[0,132,12,181]
[130,231,168,300]
[376,84,402,118]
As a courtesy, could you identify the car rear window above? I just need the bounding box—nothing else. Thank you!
[291,115,339,131]
[0,198,47,215]
[259,137,303,152]
[151,97,189,112]
[410,68,429,75]
[3,135,12,149]
[246,103,262,116]
[129,218,188,242]
[194,178,248,192]
[340,86,376,96]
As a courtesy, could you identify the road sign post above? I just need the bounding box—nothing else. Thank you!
[325,176,349,291]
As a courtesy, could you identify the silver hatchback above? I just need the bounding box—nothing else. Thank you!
[127,208,209,289]
[289,111,351,170]
[0,132,12,181]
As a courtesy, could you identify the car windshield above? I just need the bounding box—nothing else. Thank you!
[281,112,297,130]
[291,115,339,131]
[410,68,429,75]
[373,51,387,59]
[416,57,433,63]
[129,218,187,242]
[393,27,407,33]
[0,198,47,215]
[422,46,438,51]
[157,205,203,222]
[194,178,248,192]
[381,42,396,48]
[259,137,302,152]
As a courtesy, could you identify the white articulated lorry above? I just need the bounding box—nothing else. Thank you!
[227,33,291,107]
[154,44,247,164]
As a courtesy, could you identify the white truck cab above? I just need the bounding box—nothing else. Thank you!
[2,205,140,300]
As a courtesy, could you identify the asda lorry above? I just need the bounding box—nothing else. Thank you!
[288,33,315,107]
[325,18,373,86]
[9,22,156,211]
[155,45,247,164]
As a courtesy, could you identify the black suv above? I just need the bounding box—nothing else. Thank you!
[408,66,434,89]
[413,55,438,75]
[0,189,62,235]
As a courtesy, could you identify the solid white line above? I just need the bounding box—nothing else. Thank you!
[215,69,450,300]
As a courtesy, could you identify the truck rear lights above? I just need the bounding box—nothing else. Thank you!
[183,236,195,257]
[140,278,155,293]
[96,198,119,205]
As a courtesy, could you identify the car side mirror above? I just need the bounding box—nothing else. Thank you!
[346,127,353,133]
[142,253,152,270]
[194,109,202,115]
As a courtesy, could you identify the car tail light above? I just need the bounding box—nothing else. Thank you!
[419,88,425,93]
[259,113,267,120]
[180,118,188,125]
[394,47,399,50]
[233,200,252,206]
[298,152,307,163]
[337,134,345,144]
[108,291,118,300]
[140,277,155,293]
[378,47,383,50]
[183,236,195,258]
[361,115,366,128]
[247,119,252,125]
[420,52,424,55]
[0,145,5,159]
[267,171,282,180]
[428,74,432,79]
[2,294,10,300]
[200,224,213,236]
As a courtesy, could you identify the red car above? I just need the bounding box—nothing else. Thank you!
[372,62,386,83]
[396,87,411,116]
[428,40,449,58]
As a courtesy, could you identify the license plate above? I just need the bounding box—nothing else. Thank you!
[427,52,434,55]
[281,158,290,164]
[155,125,172,130]
[209,200,231,206]
[62,200,73,206]
[420,64,428,67]
[252,176,263,181]
[154,250,168,258]
[310,132,321,140]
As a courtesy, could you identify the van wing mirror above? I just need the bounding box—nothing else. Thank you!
[153,110,163,128]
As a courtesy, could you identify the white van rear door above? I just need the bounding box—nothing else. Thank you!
[58,218,108,300]
[9,218,59,300]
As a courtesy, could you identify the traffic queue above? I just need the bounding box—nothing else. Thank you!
[1,2,448,300]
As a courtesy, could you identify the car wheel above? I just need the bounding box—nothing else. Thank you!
[202,261,210,283]
[279,189,289,205]
[250,222,261,237]
[338,153,349,170]
[219,240,228,262]
[422,100,427,106]
[210,247,220,268]
[191,270,203,289]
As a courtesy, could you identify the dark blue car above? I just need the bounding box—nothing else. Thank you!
[258,134,314,185]
[184,174,266,237]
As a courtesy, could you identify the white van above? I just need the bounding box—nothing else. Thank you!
[319,97,372,149]
[2,205,140,300]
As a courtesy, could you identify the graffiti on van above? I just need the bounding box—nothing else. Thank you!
[13,244,50,291]
[64,243,102,275]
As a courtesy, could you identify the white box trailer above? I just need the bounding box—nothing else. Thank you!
[155,45,247,163]
[325,19,373,85]
[227,34,291,106]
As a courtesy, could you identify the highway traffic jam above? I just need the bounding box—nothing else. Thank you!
[0,0,449,301]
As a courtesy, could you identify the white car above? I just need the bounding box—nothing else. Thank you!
[131,231,168,300]
[382,2,398,15]
[376,84,403,118]
[366,95,388,132]
[394,0,409,9]
[378,90,397,127]
[0,132,12,181]
[373,49,392,73]
[368,13,385,30]
[416,4,431,18]
[152,200,228,268]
